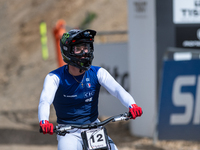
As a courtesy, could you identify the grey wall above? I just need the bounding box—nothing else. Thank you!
[93,43,129,117]
[156,0,175,93]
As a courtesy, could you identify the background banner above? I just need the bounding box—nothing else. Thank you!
[158,59,200,140]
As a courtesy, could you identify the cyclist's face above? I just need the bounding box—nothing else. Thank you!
[74,43,89,54]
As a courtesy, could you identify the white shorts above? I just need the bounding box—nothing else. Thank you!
[56,119,118,150]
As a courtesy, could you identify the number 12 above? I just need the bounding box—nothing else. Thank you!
[91,134,103,143]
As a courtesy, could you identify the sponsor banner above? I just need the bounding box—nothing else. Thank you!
[158,59,200,140]
[173,0,200,24]
[176,26,200,49]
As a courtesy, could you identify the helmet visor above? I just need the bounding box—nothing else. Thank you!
[73,43,91,55]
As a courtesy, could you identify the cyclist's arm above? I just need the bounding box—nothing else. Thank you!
[38,73,59,122]
[97,67,136,108]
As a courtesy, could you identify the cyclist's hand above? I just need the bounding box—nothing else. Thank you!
[129,104,142,119]
[40,120,54,135]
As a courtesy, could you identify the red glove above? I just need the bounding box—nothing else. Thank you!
[129,104,142,119]
[40,120,54,135]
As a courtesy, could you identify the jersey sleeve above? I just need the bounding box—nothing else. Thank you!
[97,68,136,108]
[38,73,60,122]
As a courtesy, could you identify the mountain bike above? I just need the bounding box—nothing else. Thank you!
[40,112,132,150]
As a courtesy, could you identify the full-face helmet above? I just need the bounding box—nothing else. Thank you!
[60,29,96,70]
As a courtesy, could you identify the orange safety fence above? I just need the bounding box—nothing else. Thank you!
[53,19,67,67]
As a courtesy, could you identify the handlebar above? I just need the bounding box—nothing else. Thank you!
[40,112,132,135]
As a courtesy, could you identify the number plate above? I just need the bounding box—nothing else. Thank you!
[85,128,107,149]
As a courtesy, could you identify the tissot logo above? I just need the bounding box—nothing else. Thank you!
[173,0,200,24]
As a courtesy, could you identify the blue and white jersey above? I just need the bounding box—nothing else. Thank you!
[38,65,136,125]
[52,65,100,124]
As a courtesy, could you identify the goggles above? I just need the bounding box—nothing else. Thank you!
[73,43,90,54]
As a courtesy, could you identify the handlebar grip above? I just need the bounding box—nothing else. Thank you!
[128,111,143,119]
[128,112,133,118]
[39,126,43,133]
[39,126,56,134]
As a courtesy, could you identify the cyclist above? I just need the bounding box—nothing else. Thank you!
[38,29,142,150]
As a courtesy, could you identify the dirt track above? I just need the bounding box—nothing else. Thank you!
[0,0,200,150]
[0,117,200,150]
